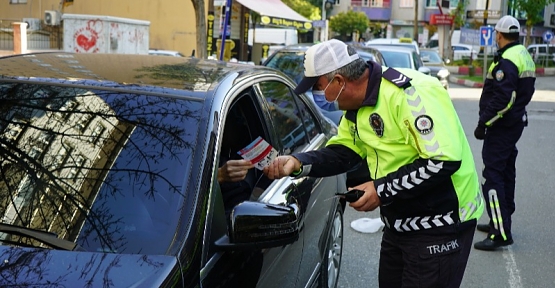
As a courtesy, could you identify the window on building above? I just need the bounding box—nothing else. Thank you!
[371,0,383,7]
[426,0,437,7]
[400,0,413,8]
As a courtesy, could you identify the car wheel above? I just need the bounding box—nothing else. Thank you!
[319,203,343,288]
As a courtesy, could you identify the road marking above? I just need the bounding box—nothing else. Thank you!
[503,246,523,288]
[448,88,555,103]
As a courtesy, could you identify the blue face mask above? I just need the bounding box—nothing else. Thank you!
[312,79,337,111]
[312,89,338,111]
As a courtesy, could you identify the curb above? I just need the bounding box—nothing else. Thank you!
[448,75,483,88]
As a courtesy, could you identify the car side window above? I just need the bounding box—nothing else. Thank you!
[258,81,316,155]
[539,46,546,53]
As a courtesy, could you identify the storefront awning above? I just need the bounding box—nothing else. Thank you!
[236,0,313,30]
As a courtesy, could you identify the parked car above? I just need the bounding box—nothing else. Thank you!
[148,49,185,57]
[0,52,346,287]
[420,48,450,89]
[451,44,478,61]
[364,37,420,55]
[263,43,386,86]
[368,45,431,75]
[526,44,555,64]
[262,42,386,124]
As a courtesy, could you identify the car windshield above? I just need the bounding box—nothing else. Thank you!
[420,51,443,64]
[264,51,305,84]
[380,51,412,68]
[0,82,202,255]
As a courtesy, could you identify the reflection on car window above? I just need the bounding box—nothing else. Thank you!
[258,81,309,154]
[264,52,305,84]
[0,83,202,255]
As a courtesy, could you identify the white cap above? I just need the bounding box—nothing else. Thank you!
[495,15,520,33]
[294,39,360,94]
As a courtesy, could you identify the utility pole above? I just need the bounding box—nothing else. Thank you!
[414,0,419,42]
[482,0,490,81]
[321,0,327,42]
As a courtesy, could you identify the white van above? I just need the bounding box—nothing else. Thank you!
[527,44,555,63]
[425,30,461,48]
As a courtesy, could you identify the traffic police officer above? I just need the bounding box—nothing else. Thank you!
[473,15,536,251]
[263,39,484,287]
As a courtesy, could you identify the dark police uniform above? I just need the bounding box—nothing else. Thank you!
[478,41,535,242]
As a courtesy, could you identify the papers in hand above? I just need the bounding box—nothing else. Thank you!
[238,136,278,170]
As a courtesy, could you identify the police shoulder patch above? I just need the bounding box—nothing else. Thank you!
[414,115,434,135]
[495,70,504,81]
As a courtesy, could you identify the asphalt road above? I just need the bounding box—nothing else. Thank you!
[337,76,555,288]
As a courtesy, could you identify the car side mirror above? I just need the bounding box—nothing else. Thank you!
[418,67,431,75]
[215,201,300,250]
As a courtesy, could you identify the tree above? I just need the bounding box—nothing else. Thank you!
[191,0,207,59]
[447,0,469,60]
[282,0,321,20]
[510,0,555,46]
[329,10,369,40]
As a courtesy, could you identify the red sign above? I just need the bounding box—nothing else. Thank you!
[430,14,454,25]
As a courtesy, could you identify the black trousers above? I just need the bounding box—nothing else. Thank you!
[379,220,476,288]
[481,122,525,240]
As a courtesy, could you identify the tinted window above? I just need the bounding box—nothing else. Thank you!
[258,81,311,154]
[264,51,305,84]
[0,83,202,255]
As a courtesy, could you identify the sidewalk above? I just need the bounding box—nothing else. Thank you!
[447,65,555,88]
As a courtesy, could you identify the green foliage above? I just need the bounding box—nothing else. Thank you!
[511,0,555,26]
[449,0,468,29]
[510,0,555,46]
[282,0,321,20]
[329,10,369,36]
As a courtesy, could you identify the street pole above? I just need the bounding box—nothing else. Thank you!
[219,0,232,61]
[482,0,490,81]
[321,0,327,42]
[413,0,419,42]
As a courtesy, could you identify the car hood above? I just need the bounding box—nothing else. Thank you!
[0,246,178,286]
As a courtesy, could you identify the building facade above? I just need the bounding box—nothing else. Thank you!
[327,0,555,46]
[1,0,207,56]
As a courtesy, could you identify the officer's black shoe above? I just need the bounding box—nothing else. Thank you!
[476,224,490,233]
[474,237,514,251]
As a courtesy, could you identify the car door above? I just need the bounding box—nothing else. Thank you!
[254,80,344,287]
[200,87,304,288]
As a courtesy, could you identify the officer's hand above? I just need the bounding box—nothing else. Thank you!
[349,181,381,212]
[263,155,300,180]
[474,124,486,140]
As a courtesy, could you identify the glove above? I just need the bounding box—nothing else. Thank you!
[474,123,486,140]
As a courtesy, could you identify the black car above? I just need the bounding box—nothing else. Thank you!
[263,43,387,85]
[0,52,346,287]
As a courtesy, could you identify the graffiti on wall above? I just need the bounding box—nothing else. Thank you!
[73,20,104,53]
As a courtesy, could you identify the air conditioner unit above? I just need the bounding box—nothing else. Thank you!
[23,18,42,30]
[44,10,61,26]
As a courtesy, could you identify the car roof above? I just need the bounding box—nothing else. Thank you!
[367,45,417,53]
[0,52,275,95]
